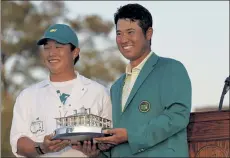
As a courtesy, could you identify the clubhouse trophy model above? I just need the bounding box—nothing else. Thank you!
[52,107,112,144]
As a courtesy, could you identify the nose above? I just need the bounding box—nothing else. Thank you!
[121,35,128,43]
[48,47,57,56]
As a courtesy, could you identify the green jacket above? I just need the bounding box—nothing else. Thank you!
[109,53,192,157]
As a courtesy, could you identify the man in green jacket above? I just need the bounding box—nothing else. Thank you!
[74,3,192,157]
[94,3,192,157]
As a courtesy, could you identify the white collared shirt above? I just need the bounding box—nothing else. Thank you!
[122,52,153,111]
[10,72,112,157]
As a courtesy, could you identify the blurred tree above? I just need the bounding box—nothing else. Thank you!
[1,1,68,97]
[1,1,125,157]
[2,1,67,57]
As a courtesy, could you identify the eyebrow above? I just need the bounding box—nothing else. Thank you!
[116,28,135,33]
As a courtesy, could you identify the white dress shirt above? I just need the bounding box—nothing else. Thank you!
[10,72,112,157]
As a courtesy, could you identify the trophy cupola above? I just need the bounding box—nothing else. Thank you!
[79,107,87,115]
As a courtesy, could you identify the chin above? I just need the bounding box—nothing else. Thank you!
[122,54,136,61]
[50,70,60,74]
[48,67,61,74]
[121,52,133,59]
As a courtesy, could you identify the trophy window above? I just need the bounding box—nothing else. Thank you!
[79,116,84,125]
[85,115,90,126]
[75,116,79,125]
[65,117,68,126]
[67,117,72,126]
[92,115,98,126]
[73,116,77,126]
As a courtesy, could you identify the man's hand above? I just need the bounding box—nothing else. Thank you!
[97,143,115,152]
[94,128,128,145]
[41,134,70,153]
[72,141,100,157]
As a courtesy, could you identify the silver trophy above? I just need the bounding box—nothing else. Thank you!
[52,107,112,144]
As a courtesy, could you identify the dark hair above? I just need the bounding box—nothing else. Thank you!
[70,44,79,65]
[114,3,152,44]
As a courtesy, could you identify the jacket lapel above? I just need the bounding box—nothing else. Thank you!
[112,74,126,125]
[122,53,159,112]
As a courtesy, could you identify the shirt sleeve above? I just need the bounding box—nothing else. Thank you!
[97,87,113,157]
[99,88,112,124]
[10,90,33,157]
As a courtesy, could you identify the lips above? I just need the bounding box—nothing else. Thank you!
[122,45,133,50]
[48,59,60,63]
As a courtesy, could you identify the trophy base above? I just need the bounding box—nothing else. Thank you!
[52,126,110,144]
[52,132,106,143]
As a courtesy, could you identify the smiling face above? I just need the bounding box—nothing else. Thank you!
[116,19,152,66]
[41,39,79,76]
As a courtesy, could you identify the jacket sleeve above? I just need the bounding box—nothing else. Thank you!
[127,60,192,155]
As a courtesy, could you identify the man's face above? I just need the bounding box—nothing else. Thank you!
[116,19,150,61]
[41,40,78,74]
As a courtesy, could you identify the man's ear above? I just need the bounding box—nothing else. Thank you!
[73,48,80,60]
[146,27,153,40]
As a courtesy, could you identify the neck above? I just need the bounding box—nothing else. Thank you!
[130,48,151,69]
[50,70,77,82]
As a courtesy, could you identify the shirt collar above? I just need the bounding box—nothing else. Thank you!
[125,51,153,75]
[38,71,91,88]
